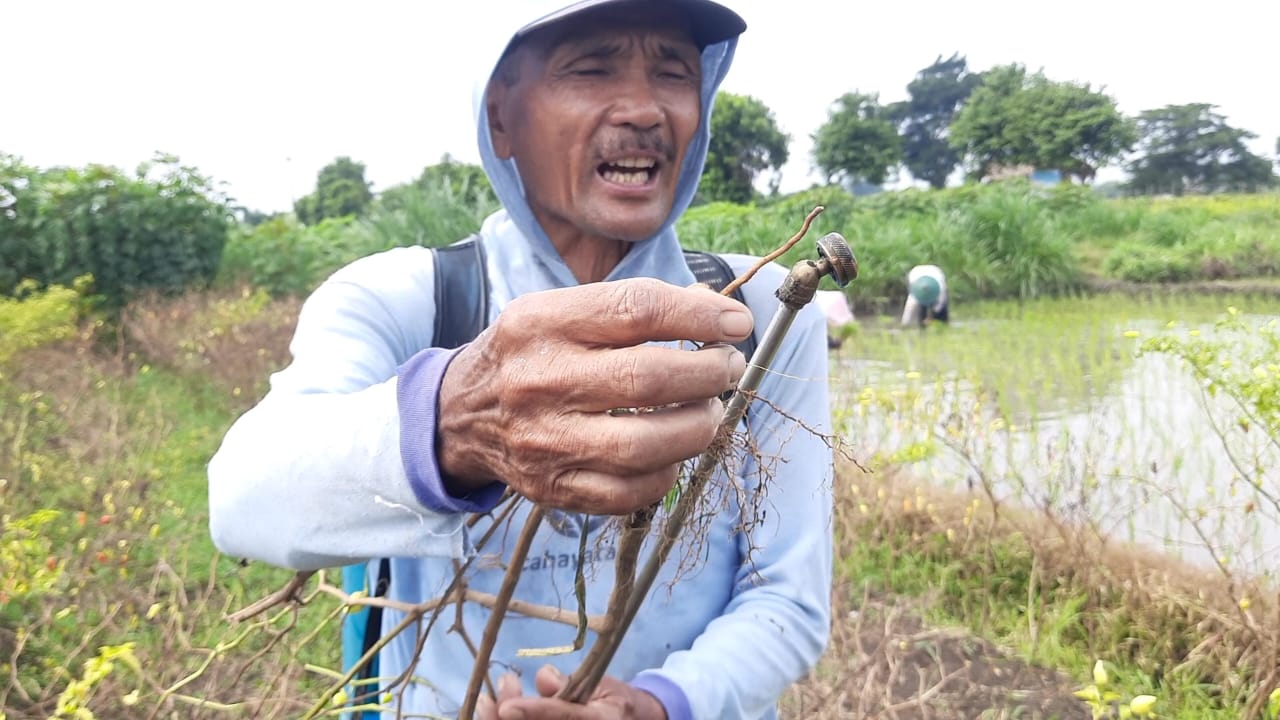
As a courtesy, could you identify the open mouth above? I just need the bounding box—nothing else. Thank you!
[598,157,657,186]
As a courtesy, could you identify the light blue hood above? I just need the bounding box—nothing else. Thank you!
[470,5,739,291]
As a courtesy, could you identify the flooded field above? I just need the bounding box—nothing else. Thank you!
[832,292,1280,580]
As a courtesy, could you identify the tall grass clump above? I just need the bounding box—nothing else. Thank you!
[680,180,1086,312]
[933,182,1081,300]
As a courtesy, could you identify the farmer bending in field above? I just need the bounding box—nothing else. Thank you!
[901,264,949,328]
[207,1,833,718]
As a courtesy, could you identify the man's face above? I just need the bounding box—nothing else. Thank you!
[488,10,703,244]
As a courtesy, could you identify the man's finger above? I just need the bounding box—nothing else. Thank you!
[559,343,745,411]
[539,465,680,515]
[505,278,753,348]
[498,672,523,702]
[533,665,565,697]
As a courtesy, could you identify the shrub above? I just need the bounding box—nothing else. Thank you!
[0,153,232,308]
[0,277,90,365]
[217,215,354,297]
[1101,242,1195,283]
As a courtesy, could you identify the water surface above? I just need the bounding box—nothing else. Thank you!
[830,293,1280,579]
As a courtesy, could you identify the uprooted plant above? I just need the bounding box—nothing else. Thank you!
[219,205,860,719]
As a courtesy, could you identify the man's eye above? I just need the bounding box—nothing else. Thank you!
[657,64,694,81]
[572,67,608,77]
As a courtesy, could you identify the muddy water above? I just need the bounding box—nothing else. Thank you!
[829,295,1280,580]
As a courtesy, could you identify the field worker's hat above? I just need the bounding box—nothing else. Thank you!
[909,276,942,307]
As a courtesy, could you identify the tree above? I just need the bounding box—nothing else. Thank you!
[886,53,983,189]
[294,156,373,225]
[1126,104,1276,195]
[379,154,496,211]
[811,92,901,187]
[0,153,230,305]
[949,64,1136,182]
[699,93,789,204]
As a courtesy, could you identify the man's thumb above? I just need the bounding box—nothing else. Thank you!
[533,664,565,697]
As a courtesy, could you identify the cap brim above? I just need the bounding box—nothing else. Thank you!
[514,0,746,50]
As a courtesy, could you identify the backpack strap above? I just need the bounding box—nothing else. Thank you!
[432,234,488,350]
[682,250,758,363]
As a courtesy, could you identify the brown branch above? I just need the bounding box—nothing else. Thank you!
[227,570,315,622]
[558,508,653,701]
[720,205,824,297]
[469,590,609,634]
[561,416,737,701]
[458,505,546,720]
[303,498,525,718]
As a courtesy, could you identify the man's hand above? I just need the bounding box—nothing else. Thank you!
[475,666,667,720]
[437,277,752,515]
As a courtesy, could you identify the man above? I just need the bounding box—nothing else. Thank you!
[207,1,833,718]
[900,264,949,327]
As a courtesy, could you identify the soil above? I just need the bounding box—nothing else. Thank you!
[780,591,1091,720]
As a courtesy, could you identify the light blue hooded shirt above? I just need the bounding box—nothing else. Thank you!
[207,3,832,718]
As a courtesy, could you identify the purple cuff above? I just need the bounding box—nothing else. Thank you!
[396,344,506,514]
[630,672,692,720]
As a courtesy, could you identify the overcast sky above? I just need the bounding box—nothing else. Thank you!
[6,0,1278,212]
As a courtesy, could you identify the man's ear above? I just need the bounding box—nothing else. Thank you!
[486,80,513,160]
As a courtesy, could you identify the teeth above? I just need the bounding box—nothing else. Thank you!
[612,157,655,169]
[603,170,649,185]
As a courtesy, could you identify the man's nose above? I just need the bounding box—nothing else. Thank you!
[606,76,663,130]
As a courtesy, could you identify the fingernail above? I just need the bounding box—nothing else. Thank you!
[720,310,752,338]
[476,694,493,714]
[499,673,519,695]
[727,348,746,381]
[500,708,526,720]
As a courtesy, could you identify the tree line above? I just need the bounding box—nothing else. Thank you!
[281,53,1277,227]
[752,54,1277,200]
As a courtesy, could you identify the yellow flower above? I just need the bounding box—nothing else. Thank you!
[146,603,162,620]
[1092,659,1109,688]
[1123,330,1140,338]
[1130,694,1157,717]
[122,689,141,706]
[1073,685,1101,703]
[332,689,349,707]
[1239,596,1251,611]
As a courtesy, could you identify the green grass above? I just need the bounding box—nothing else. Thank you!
[0,305,339,718]
[834,520,1236,719]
